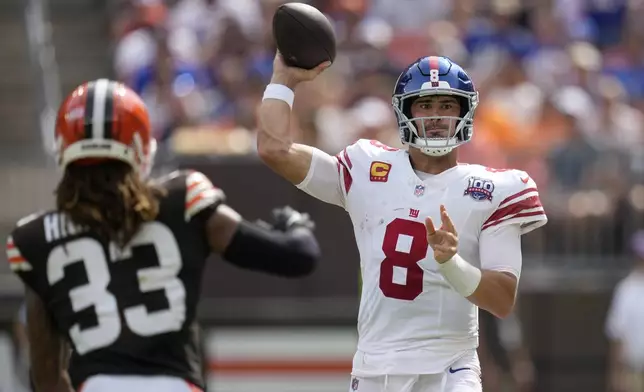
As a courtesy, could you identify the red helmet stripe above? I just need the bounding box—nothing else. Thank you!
[429,56,440,73]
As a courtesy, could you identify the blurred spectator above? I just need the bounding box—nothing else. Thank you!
[479,308,536,392]
[130,27,214,141]
[605,231,644,392]
[113,0,168,83]
[109,0,644,258]
[12,303,30,392]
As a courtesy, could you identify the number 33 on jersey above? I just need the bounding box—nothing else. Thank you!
[4,170,224,356]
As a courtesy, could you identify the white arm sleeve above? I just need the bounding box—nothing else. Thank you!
[296,147,346,208]
[479,223,523,279]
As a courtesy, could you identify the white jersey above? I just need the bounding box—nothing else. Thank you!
[297,139,547,376]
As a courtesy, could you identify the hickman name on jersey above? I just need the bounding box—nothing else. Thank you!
[298,139,547,376]
[5,170,223,390]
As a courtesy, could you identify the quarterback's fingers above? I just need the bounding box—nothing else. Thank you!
[313,60,332,71]
[302,61,332,80]
[425,217,437,236]
[440,205,457,235]
[273,51,287,66]
[273,51,331,80]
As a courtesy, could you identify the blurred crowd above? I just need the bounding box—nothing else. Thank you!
[109,0,644,257]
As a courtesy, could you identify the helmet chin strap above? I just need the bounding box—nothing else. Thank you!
[409,131,457,157]
[419,146,454,156]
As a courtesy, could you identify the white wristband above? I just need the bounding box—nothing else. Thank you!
[262,84,295,109]
[437,254,482,298]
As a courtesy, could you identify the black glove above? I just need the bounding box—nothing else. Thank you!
[270,205,316,232]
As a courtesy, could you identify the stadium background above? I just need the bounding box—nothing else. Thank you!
[0,0,642,391]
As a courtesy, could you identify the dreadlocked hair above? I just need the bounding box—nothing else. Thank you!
[56,160,165,248]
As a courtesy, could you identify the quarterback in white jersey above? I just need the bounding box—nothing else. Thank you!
[257,54,547,392]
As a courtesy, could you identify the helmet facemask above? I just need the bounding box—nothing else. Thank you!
[393,88,479,157]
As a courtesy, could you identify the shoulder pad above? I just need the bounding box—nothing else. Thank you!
[338,139,399,163]
[5,212,46,273]
[336,139,400,172]
[183,171,226,222]
[334,139,400,195]
[469,167,537,194]
[6,234,31,272]
[16,211,47,228]
[479,168,547,234]
[497,169,539,199]
[154,170,226,222]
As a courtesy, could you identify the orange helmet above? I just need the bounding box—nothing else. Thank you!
[54,79,157,177]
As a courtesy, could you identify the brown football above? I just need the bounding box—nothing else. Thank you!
[272,2,336,70]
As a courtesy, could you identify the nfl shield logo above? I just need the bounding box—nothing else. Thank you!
[414,184,425,197]
[351,377,360,390]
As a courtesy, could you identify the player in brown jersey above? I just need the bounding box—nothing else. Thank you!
[7,79,321,392]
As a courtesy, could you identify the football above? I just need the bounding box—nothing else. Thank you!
[272,2,336,70]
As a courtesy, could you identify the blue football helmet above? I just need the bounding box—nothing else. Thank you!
[392,56,479,156]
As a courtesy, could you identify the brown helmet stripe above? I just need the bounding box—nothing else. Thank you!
[103,80,115,140]
[83,80,95,139]
[83,79,114,140]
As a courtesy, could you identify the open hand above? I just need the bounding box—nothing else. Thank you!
[425,205,458,263]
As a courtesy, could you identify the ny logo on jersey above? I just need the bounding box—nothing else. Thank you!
[464,176,494,201]
[409,208,420,218]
